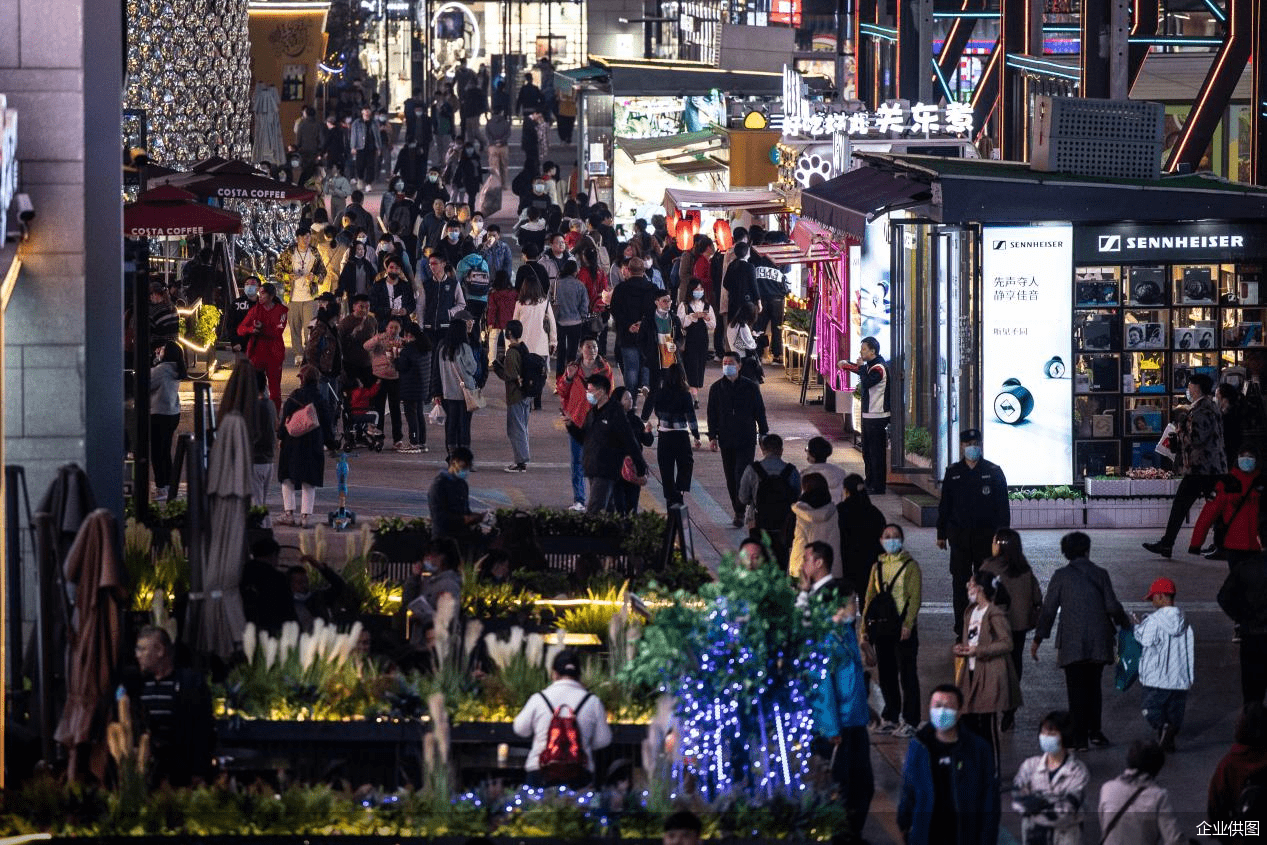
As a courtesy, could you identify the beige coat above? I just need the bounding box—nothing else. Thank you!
[788,500,841,578]
[956,602,1018,714]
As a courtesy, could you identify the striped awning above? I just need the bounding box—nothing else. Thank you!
[752,218,850,264]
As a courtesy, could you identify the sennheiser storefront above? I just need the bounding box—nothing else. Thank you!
[801,154,1267,490]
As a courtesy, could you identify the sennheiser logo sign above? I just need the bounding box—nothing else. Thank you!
[1099,235,1121,252]
[992,240,1007,250]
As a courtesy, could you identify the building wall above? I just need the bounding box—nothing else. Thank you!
[586,0,646,59]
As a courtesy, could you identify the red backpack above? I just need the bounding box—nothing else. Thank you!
[536,691,592,784]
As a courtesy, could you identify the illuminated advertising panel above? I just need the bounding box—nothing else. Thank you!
[981,224,1074,485]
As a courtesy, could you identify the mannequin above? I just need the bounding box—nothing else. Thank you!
[253,81,285,167]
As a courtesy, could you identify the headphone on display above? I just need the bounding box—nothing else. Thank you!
[993,377,1035,425]
[1044,356,1066,378]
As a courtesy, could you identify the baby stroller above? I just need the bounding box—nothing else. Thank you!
[342,379,385,452]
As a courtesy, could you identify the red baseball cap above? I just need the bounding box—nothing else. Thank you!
[1144,577,1177,600]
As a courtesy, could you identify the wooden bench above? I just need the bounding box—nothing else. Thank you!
[901,494,940,528]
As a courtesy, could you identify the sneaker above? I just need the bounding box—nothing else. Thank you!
[419,445,429,452]
[871,721,899,735]
[569,501,586,511]
[394,441,406,451]
[1088,731,1111,747]
[274,511,296,526]
[504,463,527,473]
[400,445,422,453]
[892,723,917,738]
[1142,541,1172,557]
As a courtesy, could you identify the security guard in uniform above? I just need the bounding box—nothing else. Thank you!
[936,428,1010,637]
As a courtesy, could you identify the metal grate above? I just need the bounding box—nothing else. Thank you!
[1031,96,1164,180]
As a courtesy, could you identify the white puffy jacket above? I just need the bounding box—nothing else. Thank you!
[1134,605,1194,691]
[512,678,612,772]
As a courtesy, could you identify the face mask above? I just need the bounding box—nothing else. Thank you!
[533,183,546,194]
[964,445,982,462]
[455,468,470,480]
[414,109,424,117]
[882,538,903,554]
[929,706,958,731]
[967,587,981,604]
[244,284,258,298]
[428,174,439,183]
[393,181,404,192]
[289,159,300,168]
[1240,457,1257,472]
[377,115,386,123]
[464,146,474,154]
[586,392,598,405]
[723,364,738,378]
[378,244,392,253]
[357,235,369,244]
[1039,734,1062,755]
[692,290,704,300]
[448,232,460,242]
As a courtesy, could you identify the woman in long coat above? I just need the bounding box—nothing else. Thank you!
[277,364,336,528]
[954,573,1017,772]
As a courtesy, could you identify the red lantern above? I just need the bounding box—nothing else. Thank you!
[713,219,733,251]
[665,211,679,238]
[687,210,701,237]
[676,226,693,251]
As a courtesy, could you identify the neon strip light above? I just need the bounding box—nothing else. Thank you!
[1130,36,1223,45]
[1200,0,1226,22]
[933,11,998,17]
[931,56,955,101]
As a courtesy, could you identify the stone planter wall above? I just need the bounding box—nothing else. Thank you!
[1085,497,1174,528]
[1009,500,1085,528]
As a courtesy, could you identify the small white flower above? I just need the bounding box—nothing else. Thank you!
[242,623,257,663]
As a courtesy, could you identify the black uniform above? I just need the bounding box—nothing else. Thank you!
[937,457,1010,635]
[223,294,257,348]
[707,374,770,520]
[1217,553,1267,705]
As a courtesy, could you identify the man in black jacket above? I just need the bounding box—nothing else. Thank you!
[937,428,1010,636]
[749,227,788,363]
[609,257,660,406]
[839,336,890,494]
[1218,549,1267,705]
[567,374,647,513]
[708,352,770,527]
[723,243,761,323]
[636,289,684,423]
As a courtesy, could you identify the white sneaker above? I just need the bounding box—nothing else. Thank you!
[892,722,917,738]
[569,501,586,511]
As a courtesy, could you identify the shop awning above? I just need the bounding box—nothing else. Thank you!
[855,153,1267,224]
[659,157,727,176]
[753,219,847,263]
[663,187,787,216]
[589,55,795,97]
[615,128,726,162]
[799,167,933,240]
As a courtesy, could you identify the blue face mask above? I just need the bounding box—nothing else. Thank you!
[244,285,258,298]
[455,468,470,480]
[723,364,738,378]
[692,290,704,299]
[964,445,983,462]
[586,392,599,405]
[448,232,460,242]
[929,706,958,731]
[1240,456,1257,472]
[882,538,903,554]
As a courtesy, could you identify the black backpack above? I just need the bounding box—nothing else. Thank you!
[519,347,547,399]
[751,463,796,531]
[865,559,910,639]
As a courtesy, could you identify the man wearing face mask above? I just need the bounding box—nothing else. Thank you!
[344,189,376,240]
[480,223,512,280]
[708,352,770,527]
[427,447,485,541]
[369,255,418,327]
[417,167,449,212]
[1144,372,1227,557]
[224,276,262,351]
[804,557,874,844]
[937,428,1011,637]
[898,684,999,845]
[1190,446,1264,566]
[455,141,482,205]
[437,221,475,269]
[566,374,648,514]
[349,106,380,189]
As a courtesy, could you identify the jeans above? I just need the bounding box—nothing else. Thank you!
[657,430,694,506]
[252,463,273,511]
[373,376,403,442]
[874,629,921,726]
[556,323,583,376]
[507,397,532,465]
[442,398,472,454]
[1063,661,1105,745]
[1160,473,1218,546]
[861,417,888,493]
[150,412,180,490]
[586,476,616,514]
[719,441,757,519]
[569,436,586,504]
[402,398,428,446]
[1141,686,1188,732]
[619,345,648,400]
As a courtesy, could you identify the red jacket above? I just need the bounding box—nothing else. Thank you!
[486,288,518,330]
[1208,743,1267,825]
[578,267,608,312]
[237,301,289,352]
[556,358,613,427]
[1191,467,1263,551]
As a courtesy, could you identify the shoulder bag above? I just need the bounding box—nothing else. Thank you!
[1098,784,1147,845]
[447,358,484,412]
[285,402,320,437]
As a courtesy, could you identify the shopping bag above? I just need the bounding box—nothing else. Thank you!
[427,403,445,425]
[1115,628,1142,691]
[1154,423,1178,461]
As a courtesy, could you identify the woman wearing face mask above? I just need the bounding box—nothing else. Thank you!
[540,160,566,208]
[1191,446,1265,568]
[836,473,886,591]
[953,573,1016,771]
[337,240,377,301]
[557,337,613,510]
[862,523,922,737]
[979,528,1044,732]
[610,386,654,514]
[369,256,417,327]
[436,317,479,458]
[1011,711,1089,845]
[649,363,701,509]
[276,364,337,528]
[363,317,407,450]
[676,280,716,391]
[149,341,187,501]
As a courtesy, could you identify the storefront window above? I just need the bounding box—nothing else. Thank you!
[892,221,937,470]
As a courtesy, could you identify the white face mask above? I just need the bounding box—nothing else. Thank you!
[1039,733,1062,755]
[881,537,902,554]
[722,364,738,378]
[692,290,704,299]
[929,706,958,731]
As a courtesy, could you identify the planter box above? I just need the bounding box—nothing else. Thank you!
[1009,500,1085,528]
[1085,477,1132,497]
[1085,497,1174,528]
[1129,478,1179,497]
[371,529,428,563]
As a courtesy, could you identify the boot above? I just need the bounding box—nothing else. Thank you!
[1160,724,1177,753]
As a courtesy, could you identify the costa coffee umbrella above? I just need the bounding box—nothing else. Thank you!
[172,159,316,203]
[123,185,243,239]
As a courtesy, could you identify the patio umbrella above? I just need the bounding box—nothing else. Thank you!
[53,508,125,782]
[170,159,316,203]
[217,358,259,435]
[188,412,251,659]
[123,185,244,239]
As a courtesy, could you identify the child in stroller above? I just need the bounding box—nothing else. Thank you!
[342,377,385,452]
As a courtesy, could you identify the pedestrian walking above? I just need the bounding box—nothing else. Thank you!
[738,433,799,561]
[1011,711,1090,845]
[937,428,1011,636]
[863,523,922,736]
[836,473,886,592]
[436,315,479,458]
[788,473,841,581]
[494,319,533,473]
[1032,531,1132,750]
[649,363,701,508]
[1097,741,1185,845]
[237,282,289,411]
[393,323,433,452]
[552,259,590,378]
[612,386,654,514]
[803,436,847,504]
[978,527,1043,731]
[707,352,769,527]
[149,341,185,499]
[1190,446,1264,565]
[1132,576,1194,752]
[485,269,516,367]
[1217,552,1267,706]
[953,573,1017,771]
[362,317,406,449]
[637,289,684,423]
[838,336,890,494]
[566,374,647,514]
[1144,372,1226,557]
[557,338,613,510]
[676,279,716,390]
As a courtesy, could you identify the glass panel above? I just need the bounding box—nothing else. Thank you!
[1075,266,1121,308]
[895,222,936,470]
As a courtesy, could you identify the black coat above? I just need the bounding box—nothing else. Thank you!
[568,398,647,480]
[837,497,886,590]
[1218,553,1267,634]
[636,308,684,369]
[937,458,1010,539]
[277,383,336,487]
[395,338,434,402]
[609,275,659,347]
[369,277,418,326]
[706,375,768,447]
[723,259,760,322]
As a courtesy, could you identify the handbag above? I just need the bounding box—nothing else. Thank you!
[621,455,647,486]
[584,313,605,336]
[1114,628,1142,691]
[447,358,485,412]
[284,402,320,437]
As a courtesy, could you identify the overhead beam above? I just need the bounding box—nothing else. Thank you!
[933,0,989,100]
[998,0,1036,159]
[969,43,1001,139]
[1165,0,1250,172]
[855,0,879,108]
[897,0,934,102]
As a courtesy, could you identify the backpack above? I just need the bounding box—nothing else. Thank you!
[536,691,592,784]
[751,462,797,532]
[518,347,547,399]
[464,268,491,299]
[304,323,337,375]
[864,558,911,639]
[587,233,611,273]
[1237,764,1267,822]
